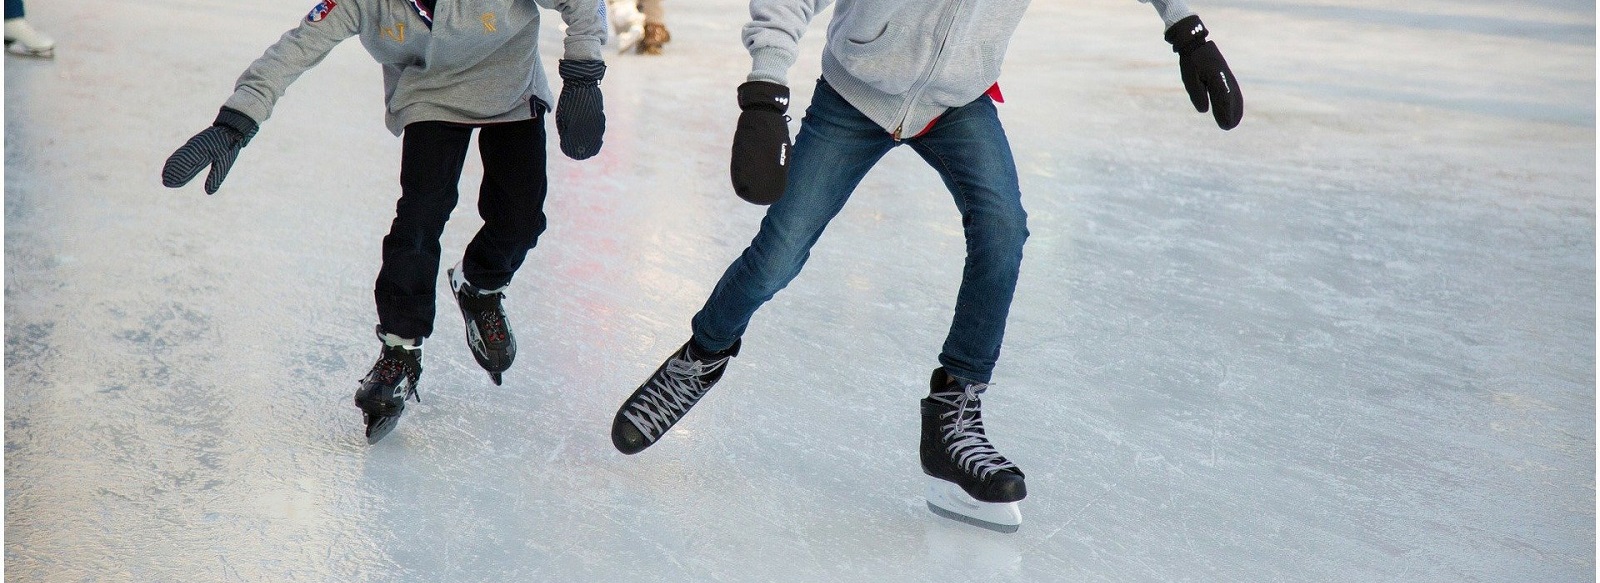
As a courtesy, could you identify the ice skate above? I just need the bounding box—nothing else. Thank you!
[639,22,670,55]
[4,18,54,59]
[921,367,1026,533]
[449,263,516,386]
[608,0,646,54]
[353,327,423,444]
[610,338,739,454]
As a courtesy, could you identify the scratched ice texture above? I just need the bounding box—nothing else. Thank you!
[4,0,1594,581]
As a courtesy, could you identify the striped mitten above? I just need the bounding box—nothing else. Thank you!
[161,107,258,194]
[555,59,606,160]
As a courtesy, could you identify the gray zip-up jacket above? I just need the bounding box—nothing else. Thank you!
[224,0,604,136]
[744,0,1194,138]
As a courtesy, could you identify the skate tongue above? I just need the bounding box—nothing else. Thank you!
[377,330,421,348]
[372,323,421,349]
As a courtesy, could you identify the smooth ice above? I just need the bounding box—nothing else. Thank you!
[5,0,1594,581]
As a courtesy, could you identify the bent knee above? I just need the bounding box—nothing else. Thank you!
[967,203,1029,247]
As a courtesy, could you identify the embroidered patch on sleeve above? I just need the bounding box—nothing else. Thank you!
[306,0,338,23]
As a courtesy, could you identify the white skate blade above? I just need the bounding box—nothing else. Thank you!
[924,477,1021,533]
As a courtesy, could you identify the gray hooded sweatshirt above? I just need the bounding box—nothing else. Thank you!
[223,0,604,136]
[743,0,1194,138]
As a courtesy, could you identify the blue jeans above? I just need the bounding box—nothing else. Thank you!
[691,79,1028,383]
[5,0,23,20]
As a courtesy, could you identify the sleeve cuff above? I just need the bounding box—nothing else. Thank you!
[747,46,795,85]
[221,91,273,128]
[563,37,604,62]
[1147,0,1197,28]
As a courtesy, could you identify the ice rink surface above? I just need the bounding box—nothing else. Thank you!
[5,0,1594,581]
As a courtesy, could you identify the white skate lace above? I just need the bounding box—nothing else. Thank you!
[623,351,731,441]
[931,382,1017,480]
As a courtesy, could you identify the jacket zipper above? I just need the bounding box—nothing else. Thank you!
[890,0,963,140]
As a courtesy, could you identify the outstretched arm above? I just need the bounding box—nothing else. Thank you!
[225,0,363,124]
[164,1,361,194]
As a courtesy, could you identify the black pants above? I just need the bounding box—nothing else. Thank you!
[375,116,548,340]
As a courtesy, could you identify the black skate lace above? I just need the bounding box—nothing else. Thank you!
[461,290,509,345]
[475,301,508,344]
[930,382,1016,480]
[367,352,419,401]
[623,352,731,441]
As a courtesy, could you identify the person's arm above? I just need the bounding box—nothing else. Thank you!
[225,0,364,124]
[541,0,609,159]
[729,0,832,204]
[163,1,361,194]
[743,0,833,85]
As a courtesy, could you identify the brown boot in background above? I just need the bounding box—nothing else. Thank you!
[640,22,670,55]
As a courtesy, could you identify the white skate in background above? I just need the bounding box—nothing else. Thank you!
[608,0,645,54]
[4,18,54,59]
[925,477,1022,533]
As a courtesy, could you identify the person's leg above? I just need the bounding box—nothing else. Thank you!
[463,117,548,290]
[375,121,474,340]
[5,0,23,20]
[690,79,899,352]
[637,0,669,54]
[906,95,1029,383]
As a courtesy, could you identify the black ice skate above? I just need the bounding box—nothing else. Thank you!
[610,338,740,454]
[353,326,423,445]
[921,367,1026,533]
[449,264,516,386]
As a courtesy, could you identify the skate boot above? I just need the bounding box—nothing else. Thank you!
[353,326,423,444]
[611,338,740,454]
[921,367,1026,532]
[449,263,516,386]
[3,18,53,58]
[639,22,670,55]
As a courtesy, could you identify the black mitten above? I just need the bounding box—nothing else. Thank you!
[1165,15,1243,130]
[161,107,259,194]
[730,81,791,205]
[556,59,606,160]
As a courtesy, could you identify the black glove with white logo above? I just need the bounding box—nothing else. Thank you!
[556,59,606,160]
[161,107,259,194]
[1165,15,1243,130]
[730,81,792,205]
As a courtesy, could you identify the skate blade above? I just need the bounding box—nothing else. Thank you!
[489,372,503,386]
[924,478,1021,533]
[364,414,400,445]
